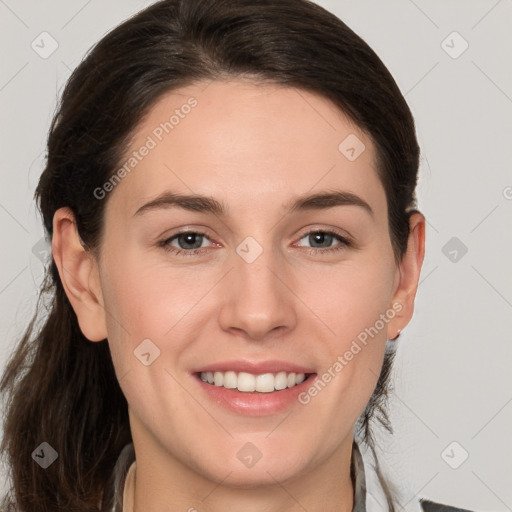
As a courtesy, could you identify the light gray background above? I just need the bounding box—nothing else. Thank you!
[1,1,511,510]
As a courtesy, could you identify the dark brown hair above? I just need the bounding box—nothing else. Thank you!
[0,0,419,510]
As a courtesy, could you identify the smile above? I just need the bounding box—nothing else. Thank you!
[199,371,310,393]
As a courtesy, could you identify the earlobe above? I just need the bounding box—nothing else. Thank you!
[386,211,426,340]
[52,207,108,342]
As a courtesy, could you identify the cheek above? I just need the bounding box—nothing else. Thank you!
[98,262,192,427]
[300,258,396,412]
[98,249,216,373]
[307,258,396,344]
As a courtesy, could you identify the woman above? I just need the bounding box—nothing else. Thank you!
[0,0,476,511]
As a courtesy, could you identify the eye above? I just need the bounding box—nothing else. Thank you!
[158,228,351,257]
[159,230,213,256]
[295,229,351,254]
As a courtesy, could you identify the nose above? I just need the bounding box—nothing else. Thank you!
[217,245,297,342]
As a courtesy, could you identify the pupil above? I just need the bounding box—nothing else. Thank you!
[180,234,202,249]
[311,232,332,247]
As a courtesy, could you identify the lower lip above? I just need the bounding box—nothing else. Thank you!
[194,373,317,416]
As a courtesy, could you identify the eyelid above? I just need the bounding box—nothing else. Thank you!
[295,226,352,244]
[158,229,215,253]
[158,226,354,258]
[292,228,352,253]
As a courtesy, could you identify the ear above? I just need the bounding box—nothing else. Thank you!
[386,211,426,340]
[52,207,108,342]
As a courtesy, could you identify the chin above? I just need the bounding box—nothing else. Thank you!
[210,460,306,488]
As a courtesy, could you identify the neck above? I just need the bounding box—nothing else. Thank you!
[129,428,355,512]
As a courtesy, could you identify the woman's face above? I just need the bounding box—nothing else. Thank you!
[64,79,422,486]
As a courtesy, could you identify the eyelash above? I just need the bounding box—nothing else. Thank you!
[158,229,352,257]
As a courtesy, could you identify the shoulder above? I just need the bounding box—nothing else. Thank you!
[420,498,476,512]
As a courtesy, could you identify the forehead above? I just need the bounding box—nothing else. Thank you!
[107,79,386,219]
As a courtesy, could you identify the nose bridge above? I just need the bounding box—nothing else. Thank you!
[218,235,296,339]
[237,239,279,298]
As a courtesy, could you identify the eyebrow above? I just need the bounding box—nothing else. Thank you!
[133,189,373,217]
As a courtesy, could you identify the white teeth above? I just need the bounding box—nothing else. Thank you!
[223,371,237,389]
[237,372,255,392]
[255,373,274,393]
[274,371,288,390]
[199,370,308,392]
[213,371,223,386]
[295,373,306,384]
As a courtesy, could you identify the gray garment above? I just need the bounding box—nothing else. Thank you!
[107,441,474,512]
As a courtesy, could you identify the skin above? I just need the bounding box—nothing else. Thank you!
[52,79,425,512]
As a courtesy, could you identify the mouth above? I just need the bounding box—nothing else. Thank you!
[196,370,315,393]
[191,360,317,415]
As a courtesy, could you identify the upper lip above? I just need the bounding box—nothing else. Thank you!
[192,360,316,375]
